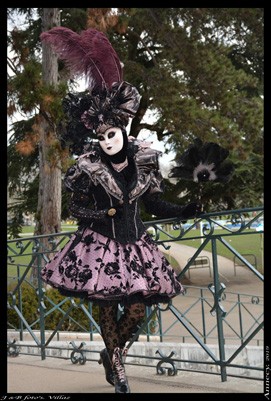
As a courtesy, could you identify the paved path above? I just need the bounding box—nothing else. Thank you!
[160,242,263,296]
[7,354,263,394]
[155,242,263,346]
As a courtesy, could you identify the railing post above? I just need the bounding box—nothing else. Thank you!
[145,306,152,341]
[36,252,46,360]
[88,302,94,341]
[157,308,163,342]
[200,288,207,344]
[211,237,227,381]
[238,293,244,344]
[17,265,24,341]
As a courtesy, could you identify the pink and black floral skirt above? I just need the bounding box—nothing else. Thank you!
[41,228,184,306]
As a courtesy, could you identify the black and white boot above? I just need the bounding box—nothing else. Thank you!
[112,347,130,393]
[98,348,115,386]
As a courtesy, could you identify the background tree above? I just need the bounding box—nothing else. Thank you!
[7,8,85,237]
[35,8,62,237]
[108,8,263,211]
[7,8,264,237]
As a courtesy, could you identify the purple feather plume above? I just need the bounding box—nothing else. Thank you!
[40,27,123,91]
[80,29,122,90]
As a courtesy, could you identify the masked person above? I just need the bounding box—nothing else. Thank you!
[40,27,202,394]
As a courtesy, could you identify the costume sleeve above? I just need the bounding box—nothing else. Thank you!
[137,146,201,220]
[64,163,108,221]
[64,164,91,195]
[68,192,108,221]
[142,192,201,220]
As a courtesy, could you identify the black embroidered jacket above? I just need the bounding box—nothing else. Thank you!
[64,139,197,244]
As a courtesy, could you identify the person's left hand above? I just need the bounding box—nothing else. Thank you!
[179,202,203,219]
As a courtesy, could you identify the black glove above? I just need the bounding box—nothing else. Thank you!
[179,202,203,220]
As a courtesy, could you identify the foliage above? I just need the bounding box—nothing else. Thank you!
[43,288,100,332]
[8,284,40,330]
[7,8,264,236]
[8,284,100,331]
[7,283,156,333]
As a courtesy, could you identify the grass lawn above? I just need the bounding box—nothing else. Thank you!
[19,224,78,234]
[160,228,263,273]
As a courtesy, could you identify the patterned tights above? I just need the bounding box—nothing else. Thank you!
[99,302,146,359]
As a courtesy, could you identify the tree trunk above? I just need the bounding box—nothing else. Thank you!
[33,8,61,282]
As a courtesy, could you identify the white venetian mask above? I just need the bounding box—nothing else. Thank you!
[97,127,124,156]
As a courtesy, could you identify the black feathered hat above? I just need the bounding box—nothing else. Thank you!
[40,27,141,140]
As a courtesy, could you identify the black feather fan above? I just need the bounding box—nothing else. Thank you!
[169,138,234,183]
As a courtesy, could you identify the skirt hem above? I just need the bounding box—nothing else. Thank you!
[42,278,183,306]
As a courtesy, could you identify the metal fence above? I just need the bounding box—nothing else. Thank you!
[7,207,264,382]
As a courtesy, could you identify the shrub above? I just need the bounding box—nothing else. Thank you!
[8,284,157,335]
[8,283,99,332]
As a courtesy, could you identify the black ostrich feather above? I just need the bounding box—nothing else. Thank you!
[169,138,234,183]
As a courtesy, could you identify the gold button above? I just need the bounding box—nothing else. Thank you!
[107,208,117,217]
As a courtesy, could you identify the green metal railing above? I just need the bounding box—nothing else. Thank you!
[7,207,264,382]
